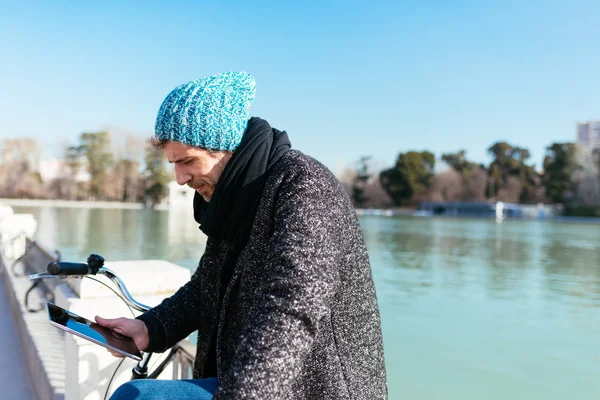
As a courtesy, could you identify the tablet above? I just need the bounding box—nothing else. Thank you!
[46,302,143,361]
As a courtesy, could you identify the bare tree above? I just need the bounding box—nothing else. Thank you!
[338,168,357,199]
[428,168,464,202]
[0,138,43,198]
[464,167,488,202]
[339,159,393,209]
[497,176,522,203]
[46,176,74,199]
[45,142,82,200]
[14,173,44,198]
[108,134,144,202]
[363,176,393,208]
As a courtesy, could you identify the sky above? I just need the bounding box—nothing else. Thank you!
[1,0,600,175]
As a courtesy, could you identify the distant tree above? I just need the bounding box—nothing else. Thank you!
[342,156,393,209]
[488,141,516,200]
[110,135,144,202]
[51,142,85,200]
[47,176,74,200]
[497,176,522,203]
[380,151,435,206]
[13,173,44,199]
[362,177,393,208]
[110,159,142,201]
[440,149,488,202]
[71,131,113,200]
[464,167,489,202]
[487,141,541,203]
[143,140,170,206]
[338,168,356,199]
[520,164,543,203]
[542,142,577,203]
[352,156,372,208]
[441,150,476,176]
[428,168,464,202]
[0,138,42,198]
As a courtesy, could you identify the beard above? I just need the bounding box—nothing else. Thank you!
[187,178,204,190]
[189,181,214,202]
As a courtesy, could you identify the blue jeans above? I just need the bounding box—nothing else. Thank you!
[109,378,218,400]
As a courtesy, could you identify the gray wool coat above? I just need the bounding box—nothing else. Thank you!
[145,150,388,399]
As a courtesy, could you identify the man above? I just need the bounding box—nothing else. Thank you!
[97,71,387,399]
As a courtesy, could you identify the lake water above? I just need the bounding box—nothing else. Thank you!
[13,206,600,399]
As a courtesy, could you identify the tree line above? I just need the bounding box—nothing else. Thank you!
[0,131,170,206]
[2,134,599,211]
[343,141,600,209]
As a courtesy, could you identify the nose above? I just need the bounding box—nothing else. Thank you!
[174,165,191,186]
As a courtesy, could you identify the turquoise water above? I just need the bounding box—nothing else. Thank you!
[13,206,600,399]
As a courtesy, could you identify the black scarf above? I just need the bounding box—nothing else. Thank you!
[193,116,291,251]
[193,117,291,376]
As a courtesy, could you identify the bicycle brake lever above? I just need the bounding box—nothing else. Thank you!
[29,272,69,280]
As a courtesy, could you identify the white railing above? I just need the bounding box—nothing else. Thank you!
[173,340,197,379]
[0,206,198,400]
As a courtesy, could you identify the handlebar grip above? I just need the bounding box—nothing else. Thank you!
[47,262,90,276]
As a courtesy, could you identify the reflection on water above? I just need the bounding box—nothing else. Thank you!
[362,216,600,400]
[15,206,206,270]
[362,217,600,301]
[13,207,600,400]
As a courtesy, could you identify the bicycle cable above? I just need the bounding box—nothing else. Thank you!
[83,276,136,400]
[84,276,178,399]
[84,276,137,318]
[104,358,125,400]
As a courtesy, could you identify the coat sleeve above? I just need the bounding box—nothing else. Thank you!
[137,240,220,353]
[214,170,345,399]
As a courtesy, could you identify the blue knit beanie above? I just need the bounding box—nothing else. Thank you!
[154,71,256,151]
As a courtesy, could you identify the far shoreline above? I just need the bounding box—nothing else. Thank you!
[3,198,599,222]
[0,198,168,210]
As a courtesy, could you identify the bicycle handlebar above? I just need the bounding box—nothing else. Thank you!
[47,253,105,276]
[28,253,168,382]
[29,253,151,313]
[47,261,90,276]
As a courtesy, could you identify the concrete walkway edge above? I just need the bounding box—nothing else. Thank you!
[1,256,65,400]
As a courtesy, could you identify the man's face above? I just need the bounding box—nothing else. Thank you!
[163,141,232,202]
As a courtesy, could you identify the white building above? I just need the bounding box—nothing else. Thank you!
[166,181,206,245]
[38,159,64,183]
[37,157,90,183]
[576,120,600,150]
[168,181,195,210]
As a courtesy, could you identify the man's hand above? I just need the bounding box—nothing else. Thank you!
[95,316,149,357]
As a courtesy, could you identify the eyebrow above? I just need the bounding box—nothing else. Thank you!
[170,156,195,164]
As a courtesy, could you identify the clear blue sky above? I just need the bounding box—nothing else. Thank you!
[2,0,599,175]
